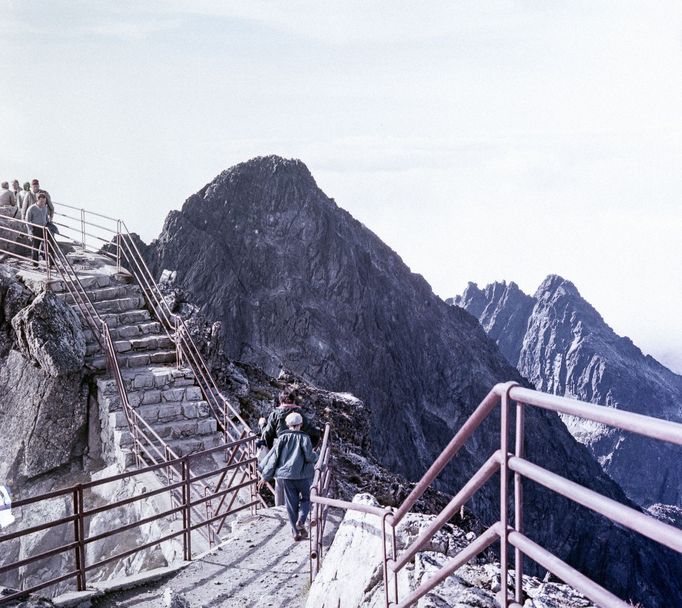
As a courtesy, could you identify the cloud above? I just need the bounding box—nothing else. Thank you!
[79,18,181,40]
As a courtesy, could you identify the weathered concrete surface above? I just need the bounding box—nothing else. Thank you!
[92,507,338,608]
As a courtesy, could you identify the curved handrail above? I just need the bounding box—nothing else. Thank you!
[310,383,682,608]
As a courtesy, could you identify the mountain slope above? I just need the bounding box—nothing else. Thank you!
[146,156,682,605]
[454,276,682,508]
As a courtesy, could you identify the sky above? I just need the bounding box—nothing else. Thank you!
[1,1,681,373]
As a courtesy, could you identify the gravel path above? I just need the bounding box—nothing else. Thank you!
[92,506,336,608]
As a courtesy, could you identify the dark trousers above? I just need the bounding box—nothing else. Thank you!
[30,227,43,262]
[280,477,312,534]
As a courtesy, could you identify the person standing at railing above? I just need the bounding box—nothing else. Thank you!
[30,179,53,221]
[258,412,318,541]
[0,181,16,208]
[25,193,50,267]
[18,182,36,220]
[11,180,21,203]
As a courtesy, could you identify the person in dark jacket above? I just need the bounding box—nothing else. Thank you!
[260,390,320,506]
[259,412,318,541]
[262,390,320,449]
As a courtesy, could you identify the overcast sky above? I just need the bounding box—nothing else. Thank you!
[1,1,681,373]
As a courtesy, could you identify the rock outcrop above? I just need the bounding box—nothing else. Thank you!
[453,276,682,508]
[0,274,88,482]
[12,290,86,376]
[144,156,682,606]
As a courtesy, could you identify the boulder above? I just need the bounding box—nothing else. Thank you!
[0,350,88,480]
[12,290,85,376]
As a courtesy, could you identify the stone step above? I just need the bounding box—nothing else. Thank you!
[83,321,164,344]
[97,366,196,395]
[86,334,174,356]
[119,434,224,468]
[114,417,218,449]
[58,284,140,304]
[87,349,177,370]
[108,400,211,429]
[117,334,175,354]
[49,274,114,293]
[92,295,146,314]
[100,383,205,412]
[95,309,153,328]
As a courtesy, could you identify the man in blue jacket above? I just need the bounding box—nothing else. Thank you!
[259,412,318,541]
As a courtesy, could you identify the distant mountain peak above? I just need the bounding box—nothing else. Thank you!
[534,274,580,300]
[453,274,682,509]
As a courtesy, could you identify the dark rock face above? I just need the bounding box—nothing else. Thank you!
[0,267,32,358]
[146,156,682,606]
[454,276,682,510]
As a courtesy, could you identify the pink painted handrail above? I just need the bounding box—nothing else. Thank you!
[311,382,682,608]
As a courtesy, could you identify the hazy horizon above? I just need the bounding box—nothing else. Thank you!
[1,1,680,373]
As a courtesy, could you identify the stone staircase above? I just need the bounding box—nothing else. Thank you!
[53,268,226,470]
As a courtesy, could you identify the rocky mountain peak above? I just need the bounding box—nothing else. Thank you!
[454,275,682,509]
[145,158,682,605]
[534,274,580,300]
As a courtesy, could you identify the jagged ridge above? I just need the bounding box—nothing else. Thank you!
[454,275,682,508]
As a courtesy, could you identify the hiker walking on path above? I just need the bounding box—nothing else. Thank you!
[261,390,320,506]
[258,412,318,541]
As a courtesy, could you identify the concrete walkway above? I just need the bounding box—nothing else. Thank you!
[92,507,337,608]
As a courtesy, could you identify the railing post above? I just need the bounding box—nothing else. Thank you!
[42,226,50,282]
[381,512,391,608]
[309,482,320,583]
[499,386,510,608]
[514,400,525,604]
[250,443,257,516]
[80,208,86,248]
[390,515,398,604]
[116,219,122,273]
[182,457,192,562]
[73,485,86,591]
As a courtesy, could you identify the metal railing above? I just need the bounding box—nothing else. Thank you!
[55,203,265,506]
[309,382,682,608]
[48,202,254,450]
[0,437,260,605]
[0,212,261,544]
[308,423,332,579]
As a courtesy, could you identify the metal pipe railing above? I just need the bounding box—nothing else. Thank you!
[0,438,261,605]
[309,380,682,608]
[390,382,512,526]
[508,456,682,554]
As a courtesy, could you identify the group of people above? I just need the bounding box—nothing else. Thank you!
[0,178,56,265]
[257,389,321,541]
